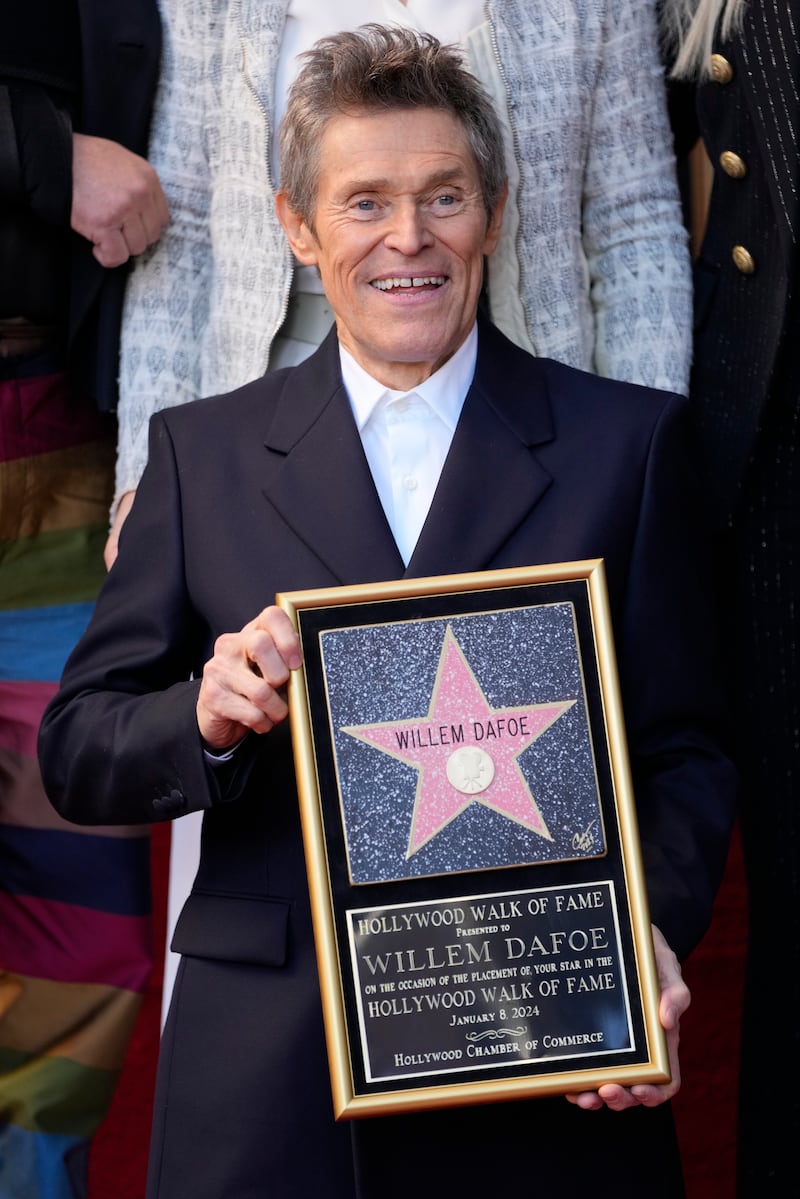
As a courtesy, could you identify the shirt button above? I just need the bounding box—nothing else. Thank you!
[403,474,418,491]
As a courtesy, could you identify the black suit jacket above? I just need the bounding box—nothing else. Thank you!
[689,0,799,526]
[1,0,160,406]
[70,0,161,406]
[39,321,735,1198]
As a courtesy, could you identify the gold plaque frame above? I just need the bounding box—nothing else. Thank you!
[278,560,669,1119]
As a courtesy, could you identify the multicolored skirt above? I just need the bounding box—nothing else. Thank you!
[0,358,153,1199]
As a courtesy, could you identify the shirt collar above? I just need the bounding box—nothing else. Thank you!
[340,323,478,433]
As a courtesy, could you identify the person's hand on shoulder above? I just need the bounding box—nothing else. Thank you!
[565,924,690,1111]
[71,133,169,267]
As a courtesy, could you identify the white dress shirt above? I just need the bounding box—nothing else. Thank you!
[340,323,478,565]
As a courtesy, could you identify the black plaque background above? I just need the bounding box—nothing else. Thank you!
[348,879,633,1085]
[292,576,653,1105]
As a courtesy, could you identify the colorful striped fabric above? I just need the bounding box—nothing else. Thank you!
[0,364,153,1199]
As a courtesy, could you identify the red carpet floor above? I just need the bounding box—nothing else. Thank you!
[88,821,747,1199]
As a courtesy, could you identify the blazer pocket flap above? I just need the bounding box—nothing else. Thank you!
[171,891,290,966]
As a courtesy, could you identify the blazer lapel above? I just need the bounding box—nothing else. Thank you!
[262,320,554,586]
[407,320,554,578]
[261,332,406,584]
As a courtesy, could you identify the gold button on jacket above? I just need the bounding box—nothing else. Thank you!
[720,150,747,179]
[732,245,756,274]
[710,53,734,83]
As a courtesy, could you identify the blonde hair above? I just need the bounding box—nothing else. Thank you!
[661,0,748,78]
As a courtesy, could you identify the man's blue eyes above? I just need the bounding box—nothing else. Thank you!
[353,195,458,211]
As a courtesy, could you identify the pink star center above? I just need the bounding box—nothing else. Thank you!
[343,626,575,857]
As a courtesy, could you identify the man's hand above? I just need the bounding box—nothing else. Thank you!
[565,924,690,1111]
[196,606,303,750]
[104,489,136,570]
[71,133,169,267]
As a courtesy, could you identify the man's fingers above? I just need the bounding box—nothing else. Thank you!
[72,134,169,264]
[196,609,301,749]
[93,212,164,267]
[131,192,170,249]
[92,229,131,268]
[119,213,151,258]
[251,606,303,673]
[104,490,137,570]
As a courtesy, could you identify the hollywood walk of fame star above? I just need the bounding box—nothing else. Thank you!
[342,625,576,858]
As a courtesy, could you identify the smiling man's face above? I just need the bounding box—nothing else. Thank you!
[277,106,506,391]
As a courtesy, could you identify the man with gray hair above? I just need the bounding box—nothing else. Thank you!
[39,26,734,1199]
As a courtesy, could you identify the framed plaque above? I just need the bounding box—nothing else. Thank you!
[277,559,669,1119]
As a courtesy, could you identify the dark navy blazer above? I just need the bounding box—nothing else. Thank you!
[39,319,736,1199]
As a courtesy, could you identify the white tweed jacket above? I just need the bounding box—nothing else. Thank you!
[117,0,692,503]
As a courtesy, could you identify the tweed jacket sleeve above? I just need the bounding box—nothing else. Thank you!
[489,0,692,394]
[583,0,692,393]
[115,0,217,504]
[115,0,293,508]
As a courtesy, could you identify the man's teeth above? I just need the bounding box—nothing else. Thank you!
[371,276,445,290]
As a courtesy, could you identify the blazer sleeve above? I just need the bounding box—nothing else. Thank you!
[616,395,737,960]
[38,410,251,826]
